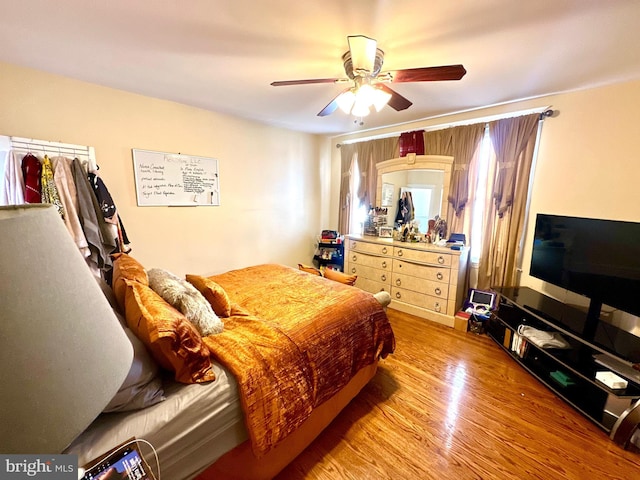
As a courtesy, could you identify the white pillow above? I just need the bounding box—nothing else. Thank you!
[103,319,166,412]
[147,268,224,336]
[95,277,165,412]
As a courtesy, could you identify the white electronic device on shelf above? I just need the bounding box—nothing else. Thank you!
[464,288,497,317]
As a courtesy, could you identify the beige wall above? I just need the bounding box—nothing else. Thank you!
[0,62,327,276]
[331,79,640,303]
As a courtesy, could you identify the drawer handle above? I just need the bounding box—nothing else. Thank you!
[382,247,388,254]
[381,261,387,269]
[381,274,387,282]
[435,302,441,312]
[351,242,357,249]
[352,255,357,262]
[437,256,445,264]
[351,268,357,274]
[397,249,403,257]
[395,278,401,286]
[435,287,442,296]
[436,272,443,280]
[395,292,402,299]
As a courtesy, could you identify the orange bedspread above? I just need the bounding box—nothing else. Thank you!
[201,264,395,457]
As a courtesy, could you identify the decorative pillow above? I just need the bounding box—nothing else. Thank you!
[123,279,216,384]
[147,268,224,336]
[298,263,322,276]
[95,276,165,412]
[185,274,232,318]
[111,253,148,311]
[323,268,358,286]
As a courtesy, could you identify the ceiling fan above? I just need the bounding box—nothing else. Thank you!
[271,35,466,118]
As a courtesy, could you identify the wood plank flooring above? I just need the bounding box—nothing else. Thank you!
[276,308,640,479]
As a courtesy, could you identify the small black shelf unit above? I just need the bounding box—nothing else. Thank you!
[487,287,640,433]
[313,239,344,272]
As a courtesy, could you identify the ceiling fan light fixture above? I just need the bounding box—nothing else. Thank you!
[372,87,392,112]
[351,95,371,117]
[336,90,356,114]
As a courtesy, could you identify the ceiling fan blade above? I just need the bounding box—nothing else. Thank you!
[347,35,377,73]
[389,64,467,83]
[377,84,413,111]
[317,89,350,117]
[271,78,342,86]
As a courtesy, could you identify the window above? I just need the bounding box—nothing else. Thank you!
[349,156,367,234]
[469,126,492,264]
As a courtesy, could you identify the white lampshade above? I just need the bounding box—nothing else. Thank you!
[0,204,133,454]
[336,83,391,117]
[371,88,392,112]
[336,90,356,114]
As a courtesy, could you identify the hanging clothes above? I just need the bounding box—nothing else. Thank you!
[88,171,131,253]
[72,158,116,274]
[1,150,25,205]
[40,155,65,218]
[394,191,415,225]
[51,156,90,257]
[21,153,42,203]
[88,172,116,220]
[405,191,415,223]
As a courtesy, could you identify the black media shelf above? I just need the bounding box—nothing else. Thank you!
[488,287,640,433]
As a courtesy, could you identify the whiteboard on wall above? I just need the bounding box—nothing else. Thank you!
[132,149,220,206]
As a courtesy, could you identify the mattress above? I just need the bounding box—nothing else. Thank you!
[64,361,246,480]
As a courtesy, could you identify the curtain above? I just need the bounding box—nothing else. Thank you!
[423,125,484,242]
[424,128,453,156]
[355,137,399,209]
[477,113,540,289]
[337,143,356,235]
[448,136,484,237]
[491,113,540,217]
[448,124,485,218]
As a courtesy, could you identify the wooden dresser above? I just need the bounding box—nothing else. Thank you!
[345,234,469,327]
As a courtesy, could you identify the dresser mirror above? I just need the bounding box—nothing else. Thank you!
[376,154,454,234]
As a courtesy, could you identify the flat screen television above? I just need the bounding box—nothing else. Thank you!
[530,214,640,319]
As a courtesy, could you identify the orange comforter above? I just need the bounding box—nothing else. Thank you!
[201,264,395,457]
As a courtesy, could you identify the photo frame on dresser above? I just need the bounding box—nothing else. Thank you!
[379,226,393,238]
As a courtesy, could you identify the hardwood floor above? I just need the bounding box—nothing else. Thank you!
[276,309,640,479]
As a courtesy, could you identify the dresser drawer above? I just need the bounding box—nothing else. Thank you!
[391,273,449,298]
[346,263,391,284]
[392,247,452,267]
[355,277,390,295]
[391,287,446,313]
[348,239,393,256]
[392,259,450,283]
[348,252,391,270]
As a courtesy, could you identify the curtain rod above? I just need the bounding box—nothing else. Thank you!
[336,109,557,149]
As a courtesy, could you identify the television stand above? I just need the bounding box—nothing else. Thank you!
[487,287,640,436]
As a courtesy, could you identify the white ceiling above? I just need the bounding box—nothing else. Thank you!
[1,1,639,136]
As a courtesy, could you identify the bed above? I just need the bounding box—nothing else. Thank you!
[65,257,395,480]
